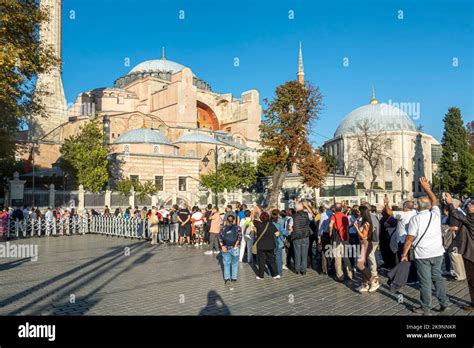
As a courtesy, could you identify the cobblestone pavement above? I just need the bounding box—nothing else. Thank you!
[0,235,472,316]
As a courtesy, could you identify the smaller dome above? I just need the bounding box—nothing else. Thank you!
[115,128,172,145]
[173,133,224,145]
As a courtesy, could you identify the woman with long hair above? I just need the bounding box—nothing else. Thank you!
[354,205,380,293]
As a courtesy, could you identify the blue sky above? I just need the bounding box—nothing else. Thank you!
[62,0,473,145]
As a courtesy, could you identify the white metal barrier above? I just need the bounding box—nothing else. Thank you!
[4,216,150,240]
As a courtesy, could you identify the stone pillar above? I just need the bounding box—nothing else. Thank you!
[8,172,26,207]
[78,184,85,211]
[172,192,177,205]
[105,189,111,208]
[49,184,55,208]
[151,194,158,207]
[129,187,135,208]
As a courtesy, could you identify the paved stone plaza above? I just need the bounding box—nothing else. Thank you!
[0,235,472,316]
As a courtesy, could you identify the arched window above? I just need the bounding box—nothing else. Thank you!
[123,144,130,155]
[153,145,160,153]
[385,139,392,150]
[357,159,364,171]
[385,158,392,171]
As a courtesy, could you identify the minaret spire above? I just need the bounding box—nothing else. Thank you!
[161,47,166,60]
[297,42,304,85]
[370,85,378,105]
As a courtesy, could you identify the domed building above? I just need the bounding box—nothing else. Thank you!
[30,48,262,206]
[323,89,441,205]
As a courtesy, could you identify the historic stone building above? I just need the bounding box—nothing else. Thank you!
[26,2,263,206]
[322,90,442,205]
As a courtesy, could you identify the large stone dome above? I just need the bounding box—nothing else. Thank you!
[334,102,417,137]
[128,59,186,75]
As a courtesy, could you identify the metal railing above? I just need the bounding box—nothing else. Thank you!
[2,216,151,240]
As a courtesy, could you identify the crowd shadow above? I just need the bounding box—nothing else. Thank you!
[0,258,31,271]
[198,291,231,316]
[1,240,148,315]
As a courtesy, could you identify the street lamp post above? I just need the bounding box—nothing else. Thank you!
[396,166,409,200]
[202,145,226,209]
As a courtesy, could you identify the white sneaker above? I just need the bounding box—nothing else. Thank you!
[368,282,381,293]
[204,251,213,255]
[213,250,220,254]
[273,275,281,280]
[256,276,263,280]
[282,265,288,270]
[357,284,370,293]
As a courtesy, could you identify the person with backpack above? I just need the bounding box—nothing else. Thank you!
[218,215,242,290]
[239,210,253,263]
[401,177,451,316]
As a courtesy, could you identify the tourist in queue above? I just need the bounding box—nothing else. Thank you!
[401,177,451,315]
[251,207,279,280]
[191,206,205,246]
[271,209,290,276]
[239,209,254,263]
[329,203,353,281]
[284,208,295,270]
[354,205,380,293]
[177,203,191,247]
[0,207,8,241]
[383,196,418,283]
[218,214,242,290]
[149,207,160,246]
[291,202,311,276]
[445,193,474,311]
[169,204,180,245]
[205,207,222,255]
[317,204,333,276]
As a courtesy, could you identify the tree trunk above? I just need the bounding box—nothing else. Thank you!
[267,167,288,209]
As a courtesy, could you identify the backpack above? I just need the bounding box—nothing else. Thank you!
[222,225,239,247]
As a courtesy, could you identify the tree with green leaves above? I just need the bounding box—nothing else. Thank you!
[259,80,326,207]
[438,107,474,195]
[200,161,257,193]
[59,121,110,193]
[0,0,58,163]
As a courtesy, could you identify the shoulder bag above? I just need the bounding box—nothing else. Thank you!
[409,212,432,260]
[252,222,269,254]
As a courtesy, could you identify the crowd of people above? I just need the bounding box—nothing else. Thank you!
[0,176,472,314]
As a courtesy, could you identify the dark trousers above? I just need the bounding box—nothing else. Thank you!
[379,229,396,269]
[349,233,359,268]
[397,242,418,282]
[203,223,210,243]
[308,234,316,268]
[293,237,309,273]
[464,257,474,306]
[285,240,294,267]
[208,233,219,252]
[320,233,332,274]
[257,249,277,278]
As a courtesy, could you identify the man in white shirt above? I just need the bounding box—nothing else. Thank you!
[401,177,451,316]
